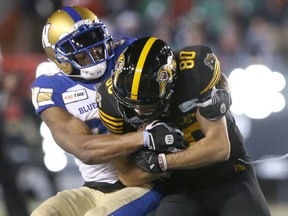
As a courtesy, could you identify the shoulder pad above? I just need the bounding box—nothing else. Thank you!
[176,45,221,94]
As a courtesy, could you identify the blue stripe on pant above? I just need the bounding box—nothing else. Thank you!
[108,187,164,216]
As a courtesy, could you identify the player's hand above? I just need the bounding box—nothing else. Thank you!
[129,149,167,173]
[196,89,232,121]
[143,121,188,153]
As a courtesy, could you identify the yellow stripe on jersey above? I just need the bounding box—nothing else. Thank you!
[102,121,123,134]
[101,120,123,134]
[99,119,123,133]
[131,37,157,100]
[99,110,124,134]
[99,109,123,125]
[201,56,221,94]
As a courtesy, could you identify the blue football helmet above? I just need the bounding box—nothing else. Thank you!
[42,5,114,80]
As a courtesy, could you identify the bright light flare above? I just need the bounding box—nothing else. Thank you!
[228,65,286,119]
[40,121,67,172]
[44,152,68,172]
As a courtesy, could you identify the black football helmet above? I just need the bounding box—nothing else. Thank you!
[112,37,177,127]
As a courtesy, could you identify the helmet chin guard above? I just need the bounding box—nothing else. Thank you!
[79,62,107,80]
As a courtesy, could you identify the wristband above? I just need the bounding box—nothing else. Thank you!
[158,153,168,171]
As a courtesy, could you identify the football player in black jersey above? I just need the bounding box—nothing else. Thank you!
[96,37,271,216]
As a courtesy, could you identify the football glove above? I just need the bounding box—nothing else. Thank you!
[129,149,167,173]
[196,89,232,121]
[143,121,188,153]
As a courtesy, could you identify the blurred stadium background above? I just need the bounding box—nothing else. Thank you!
[0,0,288,215]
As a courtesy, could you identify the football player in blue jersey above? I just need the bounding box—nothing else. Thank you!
[97,37,271,216]
[30,6,188,216]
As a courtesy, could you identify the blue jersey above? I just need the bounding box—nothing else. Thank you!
[31,37,136,183]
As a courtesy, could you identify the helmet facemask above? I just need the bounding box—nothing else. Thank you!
[54,22,114,80]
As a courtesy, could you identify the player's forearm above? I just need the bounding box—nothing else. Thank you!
[166,136,230,170]
[73,132,144,164]
[164,109,230,170]
[42,107,144,164]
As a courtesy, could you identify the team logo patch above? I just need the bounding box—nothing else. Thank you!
[156,56,176,97]
[204,53,217,71]
[233,163,246,172]
[42,23,51,48]
[113,53,125,86]
[157,66,173,97]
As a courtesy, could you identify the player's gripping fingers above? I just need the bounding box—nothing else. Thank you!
[129,149,167,173]
[197,89,232,121]
[143,121,188,153]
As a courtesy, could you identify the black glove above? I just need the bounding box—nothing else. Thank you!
[129,149,167,173]
[143,120,188,153]
[197,89,232,121]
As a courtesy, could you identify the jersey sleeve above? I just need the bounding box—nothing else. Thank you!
[96,77,136,134]
[175,45,221,98]
[31,73,65,115]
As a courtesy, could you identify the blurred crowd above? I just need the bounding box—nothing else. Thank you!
[2,0,288,72]
[0,0,288,215]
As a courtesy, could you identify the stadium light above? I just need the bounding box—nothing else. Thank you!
[228,65,286,119]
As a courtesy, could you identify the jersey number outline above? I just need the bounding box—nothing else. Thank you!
[179,51,196,70]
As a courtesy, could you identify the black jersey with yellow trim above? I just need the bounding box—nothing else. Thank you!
[170,45,220,130]
[168,45,246,160]
[97,45,247,160]
[96,77,136,134]
[165,45,248,188]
